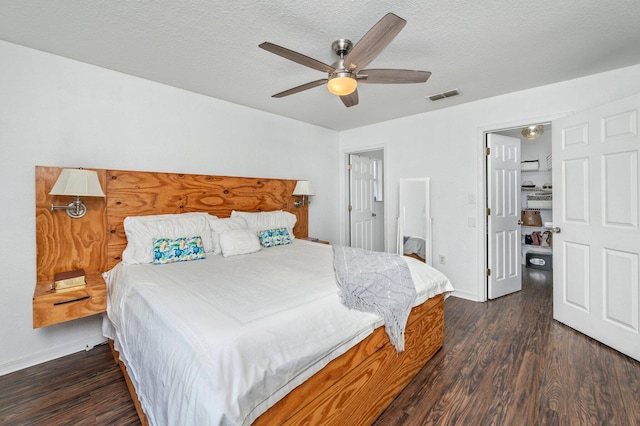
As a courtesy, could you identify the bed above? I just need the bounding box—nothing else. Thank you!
[35,166,453,426]
[403,235,427,262]
[104,236,452,425]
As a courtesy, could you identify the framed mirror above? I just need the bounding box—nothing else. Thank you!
[397,178,431,264]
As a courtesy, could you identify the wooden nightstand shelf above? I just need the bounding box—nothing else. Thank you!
[303,237,330,245]
[33,272,106,328]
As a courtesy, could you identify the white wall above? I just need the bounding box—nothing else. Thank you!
[339,64,640,301]
[3,38,640,374]
[0,41,340,374]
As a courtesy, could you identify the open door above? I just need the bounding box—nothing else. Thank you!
[349,154,375,250]
[553,93,640,361]
[487,134,522,299]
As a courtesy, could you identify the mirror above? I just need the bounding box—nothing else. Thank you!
[397,178,431,264]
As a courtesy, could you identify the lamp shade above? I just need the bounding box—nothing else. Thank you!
[293,180,315,196]
[49,169,105,197]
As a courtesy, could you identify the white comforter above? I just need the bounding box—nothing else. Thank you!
[103,240,453,426]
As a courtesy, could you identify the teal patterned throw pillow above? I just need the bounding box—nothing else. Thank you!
[257,227,292,248]
[153,236,206,264]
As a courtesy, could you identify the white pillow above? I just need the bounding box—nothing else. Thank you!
[208,216,248,254]
[122,213,215,264]
[219,229,261,257]
[230,210,297,239]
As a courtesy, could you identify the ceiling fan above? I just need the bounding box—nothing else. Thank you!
[259,13,431,107]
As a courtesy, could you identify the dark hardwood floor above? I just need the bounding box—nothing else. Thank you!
[374,269,640,425]
[0,341,139,426]
[2,268,639,425]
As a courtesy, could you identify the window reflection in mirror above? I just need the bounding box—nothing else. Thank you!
[373,159,383,201]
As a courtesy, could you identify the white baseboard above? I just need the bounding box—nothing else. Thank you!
[0,333,107,376]
[450,289,482,302]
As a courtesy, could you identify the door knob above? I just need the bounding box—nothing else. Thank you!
[517,220,524,225]
[550,227,561,233]
[372,213,377,217]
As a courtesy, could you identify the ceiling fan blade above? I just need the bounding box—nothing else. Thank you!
[358,69,431,84]
[340,89,359,107]
[259,42,335,73]
[272,79,327,98]
[343,13,406,72]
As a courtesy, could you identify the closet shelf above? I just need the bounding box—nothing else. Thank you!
[523,246,552,253]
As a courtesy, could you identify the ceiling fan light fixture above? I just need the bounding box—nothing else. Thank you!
[522,124,545,140]
[327,74,357,96]
[260,13,429,107]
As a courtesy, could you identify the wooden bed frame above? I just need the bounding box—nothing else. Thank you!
[405,252,426,262]
[36,165,444,425]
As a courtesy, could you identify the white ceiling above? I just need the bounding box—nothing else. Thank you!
[2,1,639,131]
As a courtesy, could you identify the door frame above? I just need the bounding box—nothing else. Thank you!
[340,145,387,251]
[477,113,567,302]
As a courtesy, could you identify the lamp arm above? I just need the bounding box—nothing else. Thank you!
[51,195,88,218]
[294,194,312,208]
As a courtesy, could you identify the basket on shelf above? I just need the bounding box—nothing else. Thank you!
[527,192,552,209]
[521,160,539,171]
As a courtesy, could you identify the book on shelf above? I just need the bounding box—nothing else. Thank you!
[53,268,86,290]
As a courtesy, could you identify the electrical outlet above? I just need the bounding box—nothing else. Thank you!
[439,255,446,264]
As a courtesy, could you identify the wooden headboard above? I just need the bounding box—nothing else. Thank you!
[36,166,308,282]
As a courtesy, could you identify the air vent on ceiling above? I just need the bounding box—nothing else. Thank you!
[428,89,459,101]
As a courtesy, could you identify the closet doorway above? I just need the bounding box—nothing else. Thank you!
[486,123,553,299]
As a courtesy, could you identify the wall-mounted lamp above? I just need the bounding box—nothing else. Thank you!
[50,168,105,218]
[293,180,314,208]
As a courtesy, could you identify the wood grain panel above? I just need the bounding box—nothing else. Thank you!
[32,273,106,328]
[35,166,107,283]
[35,166,308,278]
[254,294,444,426]
[105,170,307,268]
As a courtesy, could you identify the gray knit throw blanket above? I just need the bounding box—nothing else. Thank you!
[332,245,417,352]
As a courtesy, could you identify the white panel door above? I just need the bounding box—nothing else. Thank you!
[487,134,522,299]
[553,93,640,361]
[349,154,375,250]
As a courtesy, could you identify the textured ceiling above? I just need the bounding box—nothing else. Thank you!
[1,0,640,131]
